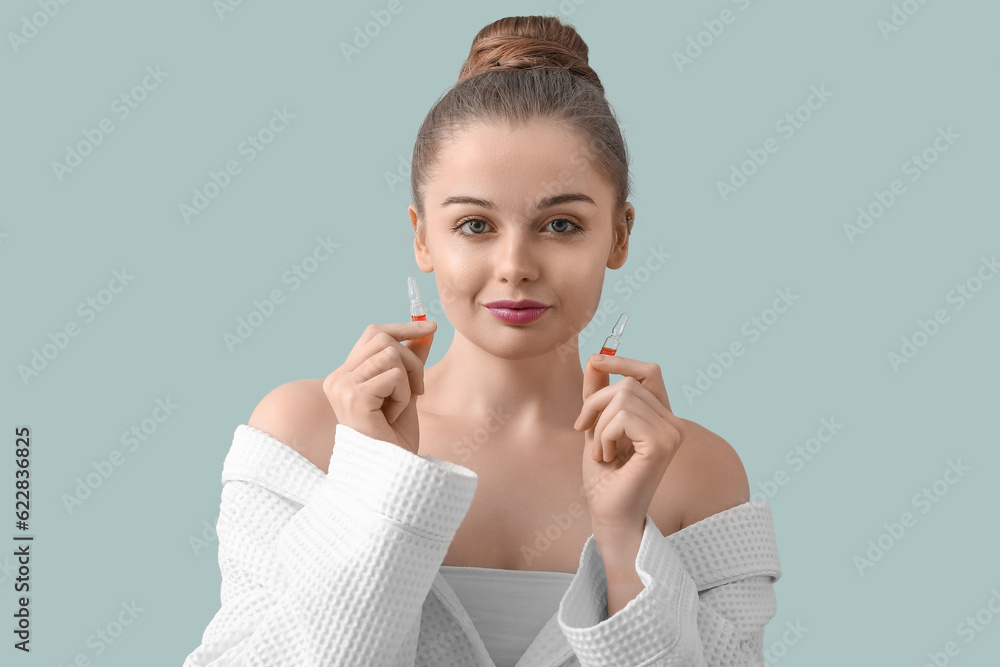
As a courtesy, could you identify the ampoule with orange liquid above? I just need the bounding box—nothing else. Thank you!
[599,313,628,356]
[408,276,430,339]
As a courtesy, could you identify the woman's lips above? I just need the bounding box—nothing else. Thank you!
[486,305,548,324]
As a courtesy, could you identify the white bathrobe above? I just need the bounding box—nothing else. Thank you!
[182,423,782,666]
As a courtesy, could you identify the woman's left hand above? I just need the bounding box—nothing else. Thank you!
[573,353,686,535]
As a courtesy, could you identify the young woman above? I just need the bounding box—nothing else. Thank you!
[185,15,781,667]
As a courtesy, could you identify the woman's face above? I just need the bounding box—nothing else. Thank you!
[409,117,632,360]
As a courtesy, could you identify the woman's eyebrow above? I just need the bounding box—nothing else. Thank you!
[440,193,596,209]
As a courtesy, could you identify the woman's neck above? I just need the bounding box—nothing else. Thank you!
[421,334,585,432]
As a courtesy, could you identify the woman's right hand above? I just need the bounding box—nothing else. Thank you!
[323,320,437,455]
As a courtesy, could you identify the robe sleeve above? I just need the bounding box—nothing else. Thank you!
[183,423,478,666]
[558,502,782,666]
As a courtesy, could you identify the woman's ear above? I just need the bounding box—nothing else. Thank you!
[607,204,634,270]
[409,204,433,272]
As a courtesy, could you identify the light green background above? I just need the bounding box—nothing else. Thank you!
[2,0,998,664]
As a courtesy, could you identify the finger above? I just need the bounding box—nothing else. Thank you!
[350,330,430,394]
[576,383,616,432]
[587,355,673,412]
[355,347,412,416]
[347,322,437,371]
[590,389,627,461]
[601,403,661,461]
[345,368,399,432]
[400,322,436,368]
[359,357,410,423]
[362,320,438,344]
[581,353,611,401]
[593,389,662,462]
[600,410,633,463]
[576,376,671,432]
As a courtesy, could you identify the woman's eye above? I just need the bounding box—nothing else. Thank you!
[546,219,582,234]
[457,218,491,235]
[452,218,583,236]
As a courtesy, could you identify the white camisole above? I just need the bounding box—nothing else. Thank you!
[438,565,575,667]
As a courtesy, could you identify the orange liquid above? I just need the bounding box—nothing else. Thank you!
[599,346,616,356]
[412,314,429,340]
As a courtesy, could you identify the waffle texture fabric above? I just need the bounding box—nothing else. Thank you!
[182,423,783,666]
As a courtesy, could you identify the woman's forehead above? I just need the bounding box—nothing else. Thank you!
[428,122,610,207]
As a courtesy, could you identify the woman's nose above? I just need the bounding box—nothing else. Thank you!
[494,229,539,283]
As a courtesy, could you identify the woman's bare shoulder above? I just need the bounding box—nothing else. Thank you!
[247,378,339,474]
[651,418,751,533]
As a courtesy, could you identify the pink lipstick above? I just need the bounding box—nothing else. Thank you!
[485,299,548,324]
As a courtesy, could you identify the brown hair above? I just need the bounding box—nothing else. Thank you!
[410,15,633,238]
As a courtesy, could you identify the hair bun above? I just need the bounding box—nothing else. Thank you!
[457,16,604,93]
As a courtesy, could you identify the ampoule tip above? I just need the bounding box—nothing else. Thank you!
[611,312,628,337]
